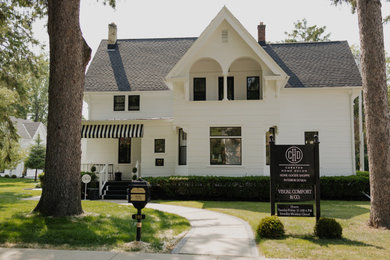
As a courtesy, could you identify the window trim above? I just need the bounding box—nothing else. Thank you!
[128,95,140,111]
[113,95,125,111]
[193,77,206,101]
[118,137,131,164]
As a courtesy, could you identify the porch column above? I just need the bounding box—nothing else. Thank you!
[223,73,228,101]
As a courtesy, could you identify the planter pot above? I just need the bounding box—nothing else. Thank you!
[115,172,122,181]
[87,188,100,200]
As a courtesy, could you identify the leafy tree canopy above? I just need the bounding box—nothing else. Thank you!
[0,0,47,163]
[25,134,46,171]
[284,18,331,43]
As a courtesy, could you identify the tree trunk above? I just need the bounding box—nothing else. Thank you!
[34,0,91,216]
[357,0,390,228]
[34,168,37,182]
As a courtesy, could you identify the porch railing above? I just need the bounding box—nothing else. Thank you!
[99,164,108,197]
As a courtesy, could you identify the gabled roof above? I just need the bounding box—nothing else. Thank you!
[84,38,361,91]
[84,38,195,92]
[165,6,288,80]
[263,41,362,88]
[11,117,44,140]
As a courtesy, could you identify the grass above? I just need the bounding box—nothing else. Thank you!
[157,200,390,260]
[0,178,190,252]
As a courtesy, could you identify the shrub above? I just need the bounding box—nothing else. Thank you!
[257,216,285,239]
[143,174,369,201]
[11,174,17,178]
[4,174,10,178]
[38,172,45,187]
[314,217,342,239]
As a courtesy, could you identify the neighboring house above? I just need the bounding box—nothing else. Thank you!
[81,7,362,179]
[1,117,47,178]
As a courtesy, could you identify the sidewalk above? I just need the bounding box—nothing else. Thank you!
[0,248,265,260]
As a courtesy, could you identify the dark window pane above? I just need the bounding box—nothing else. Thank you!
[179,146,187,165]
[154,139,165,153]
[218,77,234,100]
[193,78,206,101]
[210,138,241,165]
[118,138,131,163]
[305,131,319,144]
[178,129,187,165]
[228,77,234,100]
[210,127,241,136]
[114,95,125,111]
[247,76,260,100]
[218,77,223,100]
[265,127,276,166]
[128,95,140,111]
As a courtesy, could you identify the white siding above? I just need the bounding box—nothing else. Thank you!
[86,91,172,121]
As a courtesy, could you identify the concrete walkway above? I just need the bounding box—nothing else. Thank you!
[144,203,259,257]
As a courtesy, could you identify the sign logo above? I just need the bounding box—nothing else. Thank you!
[285,146,303,164]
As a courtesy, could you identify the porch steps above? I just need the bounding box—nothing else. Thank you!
[102,181,131,200]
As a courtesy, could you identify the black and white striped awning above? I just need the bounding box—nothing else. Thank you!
[81,124,143,138]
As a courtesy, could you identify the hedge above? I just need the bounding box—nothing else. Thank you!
[143,173,370,201]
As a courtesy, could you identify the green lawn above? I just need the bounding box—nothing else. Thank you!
[0,178,190,252]
[157,200,389,260]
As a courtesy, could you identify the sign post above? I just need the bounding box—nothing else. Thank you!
[128,179,151,241]
[270,135,320,221]
[81,174,91,200]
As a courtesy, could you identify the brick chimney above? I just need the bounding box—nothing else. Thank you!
[107,22,117,50]
[257,22,266,46]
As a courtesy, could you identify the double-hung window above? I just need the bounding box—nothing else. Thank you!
[218,77,234,100]
[193,78,206,101]
[114,95,125,111]
[210,127,241,165]
[247,76,261,100]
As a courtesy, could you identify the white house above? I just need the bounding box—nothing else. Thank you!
[81,7,362,180]
[1,117,47,178]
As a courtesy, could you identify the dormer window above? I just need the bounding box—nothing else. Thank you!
[114,95,125,111]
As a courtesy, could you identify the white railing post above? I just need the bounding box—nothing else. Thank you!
[99,163,109,197]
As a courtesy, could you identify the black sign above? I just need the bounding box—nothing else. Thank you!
[269,136,320,221]
[276,187,314,202]
[273,145,315,184]
[277,204,314,217]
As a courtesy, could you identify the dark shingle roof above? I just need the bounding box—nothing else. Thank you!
[85,38,196,91]
[263,41,362,88]
[84,39,361,91]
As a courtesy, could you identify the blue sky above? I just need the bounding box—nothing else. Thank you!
[33,0,390,57]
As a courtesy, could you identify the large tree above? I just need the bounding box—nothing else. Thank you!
[334,0,390,229]
[284,18,331,42]
[34,0,115,216]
